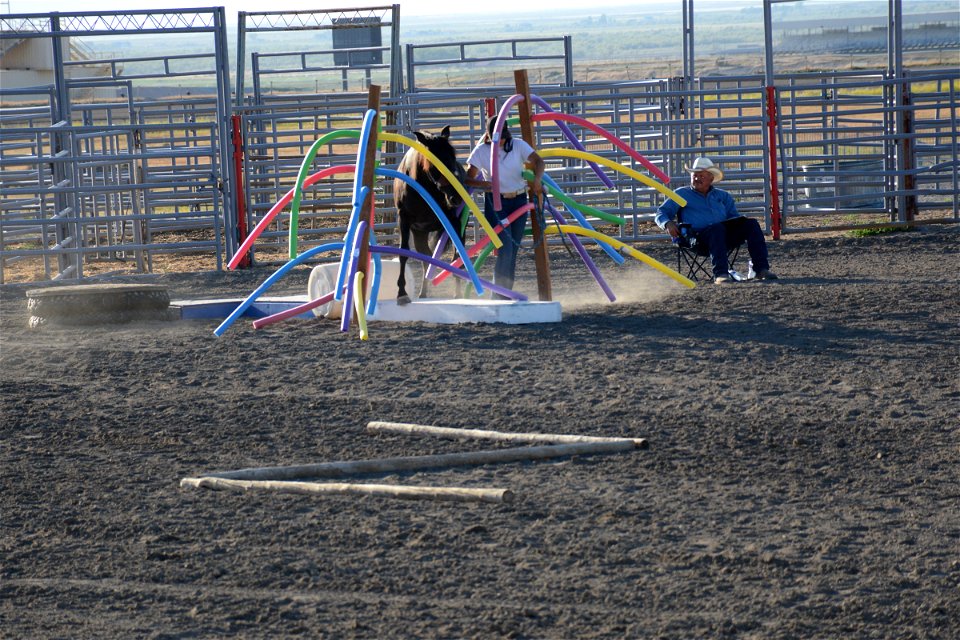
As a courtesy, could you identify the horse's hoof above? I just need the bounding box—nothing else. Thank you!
[397,295,412,306]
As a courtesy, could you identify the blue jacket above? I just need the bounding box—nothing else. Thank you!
[656,186,740,232]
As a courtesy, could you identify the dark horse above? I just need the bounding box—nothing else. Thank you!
[393,126,466,305]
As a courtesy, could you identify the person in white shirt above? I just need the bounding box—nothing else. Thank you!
[465,116,545,296]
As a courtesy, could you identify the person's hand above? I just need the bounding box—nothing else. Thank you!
[531,176,543,196]
[665,220,680,238]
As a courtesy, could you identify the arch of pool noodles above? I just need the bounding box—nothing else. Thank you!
[428,180,620,301]
[228,163,355,270]
[262,113,500,261]
[288,129,363,258]
[508,111,671,185]
[539,149,687,207]
[545,225,696,289]
[224,242,526,336]
[227,161,485,298]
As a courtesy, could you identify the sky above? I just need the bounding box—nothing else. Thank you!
[7,0,663,18]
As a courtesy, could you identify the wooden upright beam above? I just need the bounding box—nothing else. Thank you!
[514,69,552,301]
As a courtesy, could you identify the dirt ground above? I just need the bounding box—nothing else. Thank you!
[1,226,958,639]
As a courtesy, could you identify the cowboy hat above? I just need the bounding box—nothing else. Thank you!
[683,156,724,183]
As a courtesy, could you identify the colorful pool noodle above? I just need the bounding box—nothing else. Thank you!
[228,164,356,270]
[424,193,471,280]
[251,291,335,330]
[214,241,345,336]
[353,271,368,340]
[365,240,384,317]
[378,168,485,297]
[545,224,696,289]
[538,149,687,207]
[490,94,526,212]
[235,126,498,269]
[288,130,362,258]
[340,218,368,332]
[380,132,500,249]
[430,203,534,286]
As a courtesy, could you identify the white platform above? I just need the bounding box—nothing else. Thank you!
[369,298,562,325]
[172,296,562,325]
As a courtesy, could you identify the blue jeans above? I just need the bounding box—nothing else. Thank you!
[696,216,770,277]
[483,192,529,294]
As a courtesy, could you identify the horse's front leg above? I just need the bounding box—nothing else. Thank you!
[413,231,434,299]
[397,220,412,305]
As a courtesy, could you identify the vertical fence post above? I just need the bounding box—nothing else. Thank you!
[231,114,250,268]
[765,86,782,240]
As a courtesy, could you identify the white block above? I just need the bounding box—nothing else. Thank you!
[308,259,413,319]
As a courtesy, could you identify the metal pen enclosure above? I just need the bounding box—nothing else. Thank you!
[1,2,957,283]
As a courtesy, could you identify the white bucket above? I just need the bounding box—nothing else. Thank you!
[307,259,414,319]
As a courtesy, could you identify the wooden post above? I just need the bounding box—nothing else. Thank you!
[367,421,649,449]
[514,69,552,301]
[181,477,514,504]
[356,84,381,318]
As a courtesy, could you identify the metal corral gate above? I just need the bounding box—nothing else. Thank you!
[0,9,234,282]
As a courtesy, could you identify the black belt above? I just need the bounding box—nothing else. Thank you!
[500,190,525,198]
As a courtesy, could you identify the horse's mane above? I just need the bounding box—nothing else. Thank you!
[398,147,429,182]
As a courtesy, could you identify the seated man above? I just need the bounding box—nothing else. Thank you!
[656,156,778,284]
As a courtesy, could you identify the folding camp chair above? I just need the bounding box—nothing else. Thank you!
[675,222,741,282]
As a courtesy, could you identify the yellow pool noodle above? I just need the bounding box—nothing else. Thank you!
[353,271,369,341]
[544,224,695,289]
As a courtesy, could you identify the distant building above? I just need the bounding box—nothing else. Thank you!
[1,37,120,101]
[777,12,959,53]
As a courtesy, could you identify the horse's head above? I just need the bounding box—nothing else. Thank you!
[413,126,464,213]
